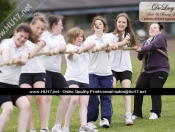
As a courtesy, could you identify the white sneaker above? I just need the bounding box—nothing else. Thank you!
[51,126,62,132]
[149,112,158,119]
[40,130,47,132]
[125,113,133,125]
[131,115,140,120]
[99,118,110,128]
[79,124,98,132]
[62,126,69,132]
[46,127,50,132]
[87,122,97,129]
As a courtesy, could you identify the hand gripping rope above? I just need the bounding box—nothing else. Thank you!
[135,49,169,84]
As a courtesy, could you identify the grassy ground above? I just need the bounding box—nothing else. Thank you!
[2,43,175,132]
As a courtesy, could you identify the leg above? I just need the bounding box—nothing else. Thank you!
[14,96,30,132]
[64,84,79,127]
[87,74,100,123]
[149,71,168,117]
[0,98,13,132]
[133,72,149,118]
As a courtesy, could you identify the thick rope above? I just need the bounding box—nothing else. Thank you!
[135,49,169,84]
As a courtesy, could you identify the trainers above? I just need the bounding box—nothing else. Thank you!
[62,126,69,132]
[40,130,47,132]
[51,126,62,132]
[99,118,110,128]
[79,124,98,132]
[46,127,50,132]
[87,122,97,129]
[131,115,140,120]
[125,113,133,125]
[149,112,158,119]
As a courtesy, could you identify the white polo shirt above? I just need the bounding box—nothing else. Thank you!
[86,33,112,76]
[0,38,29,85]
[64,43,90,84]
[21,40,45,73]
[40,31,66,73]
[105,32,132,72]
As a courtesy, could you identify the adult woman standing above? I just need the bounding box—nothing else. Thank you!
[132,23,170,120]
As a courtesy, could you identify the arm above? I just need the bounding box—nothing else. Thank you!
[2,49,10,62]
[114,39,129,47]
[141,35,166,52]
[28,40,46,58]
[12,55,27,66]
[77,41,96,54]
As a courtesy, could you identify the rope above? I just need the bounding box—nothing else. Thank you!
[135,49,169,84]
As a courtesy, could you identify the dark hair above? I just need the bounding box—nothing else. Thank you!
[15,23,32,35]
[46,14,64,30]
[157,22,164,30]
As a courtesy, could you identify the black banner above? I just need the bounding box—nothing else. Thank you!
[0,88,175,95]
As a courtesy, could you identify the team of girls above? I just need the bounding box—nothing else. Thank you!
[0,12,169,132]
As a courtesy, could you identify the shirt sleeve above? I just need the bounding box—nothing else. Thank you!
[0,39,10,53]
[60,35,66,45]
[104,33,114,46]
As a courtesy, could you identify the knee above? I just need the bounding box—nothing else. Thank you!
[71,98,79,106]
[35,96,44,105]
[2,105,13,118]
[45,96,52,104]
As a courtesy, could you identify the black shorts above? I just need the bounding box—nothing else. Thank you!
[45,70,68,88]
[0,82,25,106]
[112,70,132,83]
[67,80,89,88]
[19,73,46,86]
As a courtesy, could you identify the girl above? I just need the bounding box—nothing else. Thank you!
[41,14,70,132]
[104,13,140,125]
[132,23,170,120]
[62,27,98,132]
[19,12,49,132]
[85,15,113,129]
[0,23,31,132]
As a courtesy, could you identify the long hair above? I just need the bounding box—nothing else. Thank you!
[113,13,140,47]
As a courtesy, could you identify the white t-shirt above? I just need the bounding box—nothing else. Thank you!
[40,30,66,73]
[105,32,132,72]
[86,33,112,76]
[0,38,29,85]
[21,40,45,73]
[64,43,90,84]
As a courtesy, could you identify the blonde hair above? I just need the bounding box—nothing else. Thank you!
[113,13,140,47]
[91,16,109,33]
[30,12,47,43]
[67,27,86,44]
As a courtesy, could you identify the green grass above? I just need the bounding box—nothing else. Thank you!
[2,51,175,132]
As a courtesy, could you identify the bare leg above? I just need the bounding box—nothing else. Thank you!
[0,101,13,132]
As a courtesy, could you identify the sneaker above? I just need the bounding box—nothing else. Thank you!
[99,118,110,128]
[40,130,47,132]
[87,122,97,129]
[62,125,69,132]
[51,126,62,132]
[125,113,133,125]
[79,124,98,132]
[131,115,140,120]
[46,127,50,132]
[149,112,158,119]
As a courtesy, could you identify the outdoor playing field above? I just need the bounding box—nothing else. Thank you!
[2,39,175,132]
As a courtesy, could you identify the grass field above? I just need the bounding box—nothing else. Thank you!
[2,44,175,132]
